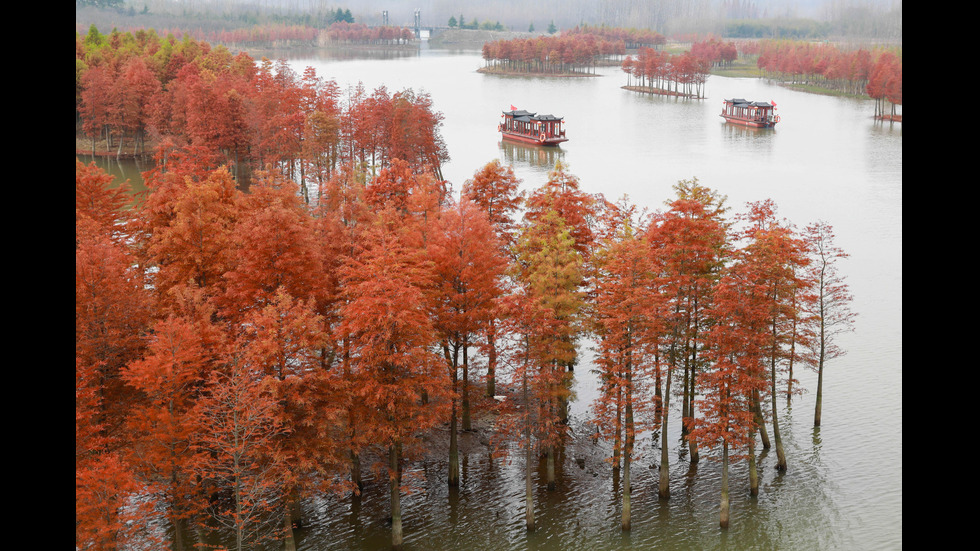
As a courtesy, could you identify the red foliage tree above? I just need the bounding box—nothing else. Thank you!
[121,312,217,548]
[193,350,289,551]
[734,200,813,472]
[802,221,855,427]
[646,179,730,497]
[461,159,525,397]
[691,256,772,527]
[428,197,507,484]
[590,197,663,530]
[221,171,326,321]
[142,166,240,304]
[337,211,450,550]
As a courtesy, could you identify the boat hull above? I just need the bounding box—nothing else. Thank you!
[721,114,777,128]
[500,130,567,146]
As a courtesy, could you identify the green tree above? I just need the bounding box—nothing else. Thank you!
[513,209,585,490]
[448,16,458,28]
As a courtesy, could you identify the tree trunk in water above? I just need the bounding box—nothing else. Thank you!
[748,427,759,496]
[462,345,471,431]
[814,315,826,426]
[546,446,556,491]
[771,360,787,471]
[524,375,535,531]
[681,363,690,437]
[390,444,403,550]
[687,368,699,464]
[658,368,672,500]
[622,394,633,531]
[486,321,497,397]
[753,391,771,449]
[814,358,824,426]
[622,450,631,531]
[449,399,459,486]
[720,442,730,529]
[282,489,298,551]
[612,389,622,474]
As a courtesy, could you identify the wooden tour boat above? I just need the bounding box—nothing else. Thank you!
[499,107,568,146]
[721,98,780,128]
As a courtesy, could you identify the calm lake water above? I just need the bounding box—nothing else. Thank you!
[83,45,902,551]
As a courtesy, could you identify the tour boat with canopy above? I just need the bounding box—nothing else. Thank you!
[499,107,568,146]
[721,98,780,128]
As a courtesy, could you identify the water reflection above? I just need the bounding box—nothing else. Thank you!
[257,46,420,62]
[498,140,565,170]
[76,154,148,193]
[719,121,777,141]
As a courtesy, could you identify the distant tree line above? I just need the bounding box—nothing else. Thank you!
[565,24,665,49]
[481,32,626,75]
[323,22,415,46]
[756,39,902,115]
[77,0,124,8]
[448,15,506,31]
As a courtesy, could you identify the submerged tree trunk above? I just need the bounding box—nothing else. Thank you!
[622,384,634,531]
[613,387,622,474]
[814,312,827,426]
[753,390,771,449]
[659,364,673,500]
[720,442,730,529]
[524,374,535,531]
[282,488,298,551]
[390,444,403,550]
[546,446,556,491]
[447,342,460,486]
[748,426,759,496]
[449,399,459,486]
[770,349,787,471]
[462,344,471,431]
[486,322,497,398]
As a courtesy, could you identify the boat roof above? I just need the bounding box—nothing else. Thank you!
[503,109,563,121]
[724,98,773,108]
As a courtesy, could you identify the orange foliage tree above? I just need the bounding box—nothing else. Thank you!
[590,197,664,530]
[646,179,730,498]
[734,200,814,472]
[461,160,525,398]
[428,197,508,485]
[691,252,772,528]
[337,211,451,550]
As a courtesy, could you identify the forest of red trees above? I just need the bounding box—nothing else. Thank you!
[76,25,442,185]
[690,36,739,67]
[322,22,416,45]
[564,24,666,50]
[481,32,626,75]
[107,22,416,51]
[76,29,856,551]
[621,47,711,98]
[756,40,902,119]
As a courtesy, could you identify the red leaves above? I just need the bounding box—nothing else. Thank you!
[77,30,448,188]
[338,213,450,449]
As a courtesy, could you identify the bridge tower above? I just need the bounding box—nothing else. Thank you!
[414,9,421,38]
